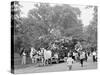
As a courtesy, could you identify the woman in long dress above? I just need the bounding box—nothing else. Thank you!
[21,48,26,65]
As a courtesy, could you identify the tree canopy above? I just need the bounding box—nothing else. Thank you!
[12,2,97,53]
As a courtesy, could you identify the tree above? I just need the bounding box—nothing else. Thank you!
[14,3,83,53]
[11,1,22,34]
[86,6,97,47]
[81,6,98,49]
[28,3,82,38]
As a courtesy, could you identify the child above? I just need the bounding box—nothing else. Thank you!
[67,56,74,70]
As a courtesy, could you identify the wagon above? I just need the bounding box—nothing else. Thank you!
[51,53,59,64]
[51,57,59,64]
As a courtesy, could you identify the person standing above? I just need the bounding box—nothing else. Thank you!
[87,51,90,56]
[66,56,74,70]
[92,51,96,62]
[21,48,26,64]
[80,52,85,67]
[85,51,88,62]
[72,52,76,61]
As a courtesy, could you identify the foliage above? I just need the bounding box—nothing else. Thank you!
[85,6,97,47]
[79,6,98,49]
[14,3,90,53]
[11,1,22,34]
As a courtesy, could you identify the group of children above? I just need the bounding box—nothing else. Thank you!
[66,52,85,70]
[66,50,97,70]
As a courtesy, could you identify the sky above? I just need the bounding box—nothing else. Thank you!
[20,2,94,26]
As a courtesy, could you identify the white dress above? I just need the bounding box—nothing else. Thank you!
[67,57,74,65]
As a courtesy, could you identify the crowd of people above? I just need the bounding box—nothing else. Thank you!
[19,38,97,70]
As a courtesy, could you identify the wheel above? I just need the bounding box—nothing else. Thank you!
[48,59,52,64]
[56,59,59,64]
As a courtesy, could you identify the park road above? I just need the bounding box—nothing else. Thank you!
[15,56,97,74]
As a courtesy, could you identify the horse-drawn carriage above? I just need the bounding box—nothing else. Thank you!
[21,37,87,66]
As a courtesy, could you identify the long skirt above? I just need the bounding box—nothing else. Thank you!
[22,56,26,64]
